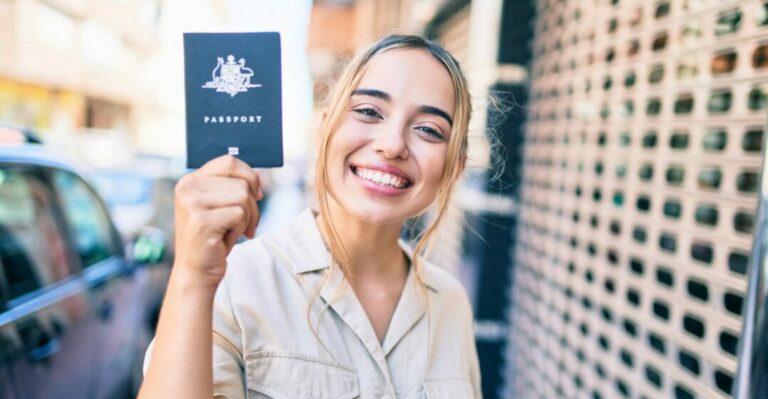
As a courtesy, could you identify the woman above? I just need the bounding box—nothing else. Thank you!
[139,34,481,399]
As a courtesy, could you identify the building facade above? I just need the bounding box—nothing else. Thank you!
[509,1,767,398]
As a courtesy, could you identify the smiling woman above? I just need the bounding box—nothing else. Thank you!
[139,34,481,399]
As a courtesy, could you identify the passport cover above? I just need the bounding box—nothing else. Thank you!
[183,32,283,168]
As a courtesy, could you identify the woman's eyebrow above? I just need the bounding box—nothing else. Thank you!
[418,105,453,127]
[352,88,453,127]
[351,88,391,101]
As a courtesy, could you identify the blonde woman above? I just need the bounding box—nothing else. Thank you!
[139,34,481,399]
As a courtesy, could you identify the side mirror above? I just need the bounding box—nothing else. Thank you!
[130,227,168,266]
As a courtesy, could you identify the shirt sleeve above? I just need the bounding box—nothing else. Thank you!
[210,274,247,399]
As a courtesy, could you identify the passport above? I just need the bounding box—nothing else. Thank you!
[183,32,283,168]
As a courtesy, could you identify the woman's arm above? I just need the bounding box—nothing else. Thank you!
[138,155,262,399]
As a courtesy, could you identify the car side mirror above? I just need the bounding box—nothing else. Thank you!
[130,227,169,266]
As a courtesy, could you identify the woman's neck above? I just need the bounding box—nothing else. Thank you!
[316,200,408,283]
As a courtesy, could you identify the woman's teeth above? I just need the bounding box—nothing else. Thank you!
[354,167,408,188]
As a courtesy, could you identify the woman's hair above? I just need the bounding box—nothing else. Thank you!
[314,33,471,293]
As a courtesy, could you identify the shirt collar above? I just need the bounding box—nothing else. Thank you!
[271,208,440,292]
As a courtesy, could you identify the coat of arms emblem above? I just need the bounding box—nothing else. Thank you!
[202,55,262,97]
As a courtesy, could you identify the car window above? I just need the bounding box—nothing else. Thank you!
[52,169,118,269]
[0,167,74,301]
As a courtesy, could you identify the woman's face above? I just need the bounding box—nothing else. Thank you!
[326,48,456,225]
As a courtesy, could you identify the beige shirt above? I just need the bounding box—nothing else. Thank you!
[145,209,481,399]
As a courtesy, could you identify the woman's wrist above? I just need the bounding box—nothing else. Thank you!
[168,264,222,300]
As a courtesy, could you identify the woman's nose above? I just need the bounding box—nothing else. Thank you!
[374,121,409,159]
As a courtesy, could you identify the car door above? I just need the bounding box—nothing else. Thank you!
[0,164,102,399]
[50,167,152,399]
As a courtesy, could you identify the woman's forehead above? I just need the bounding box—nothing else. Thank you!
[355,48,456,115]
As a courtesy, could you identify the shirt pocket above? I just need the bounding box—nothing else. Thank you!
[422,378,476,399]
[244,351,360,399]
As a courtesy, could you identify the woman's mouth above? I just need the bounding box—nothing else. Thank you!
[351,166,413,189]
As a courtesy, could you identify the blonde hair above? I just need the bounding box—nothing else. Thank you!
[313,33,471,304]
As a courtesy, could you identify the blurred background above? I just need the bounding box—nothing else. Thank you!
[1,0,767,398]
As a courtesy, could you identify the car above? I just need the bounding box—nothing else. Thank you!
[93,168,176,254]
[0,142,170,399]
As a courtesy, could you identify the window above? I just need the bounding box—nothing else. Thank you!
[681,22,702,45]
[613,191,624,208]
[0,168,74,301]
[633,226,647,243]
[649,64,665,83]
[619,132,631,147]
[715,9,742,36]
[627,39,640,57]
[674,94,694,114]
[670,131,689,149]
[657,267,674,287]
[754,44,768,69]
[704,128,728,151]
[630,257,645,274]
[626,288,641,307]
[743,128,764,152]
[691,242,714,263]
[715,370,734,395]
[659,233,677,252]
[623,318,638,337]
[639,163,654,181]
[646,365,663,388]
[720,330,739,356]
[651,32,668,52]
[636,195,651,212]
[728,251,749,275]
[759,2,768,26]
[711,50,738,75]
[52,170,118,268]
[606,48,615,63]
[677,59,699,78]
[600,76,612,92]
[724,291,744,315]
[734,211,755,234]
[624,71,636,87]
[608,18,618,33]
[687,279,709,301]
[695,204,719,226]
[679,350,701,375]
[737,171,759,193]
[708,90,733,113]
[675,385,695,399]
[748,84,768,110]
[649,332,667,354]
[666,165,685,185]
[646,98,662,115]
[653,300,671,321]
[663,199,682,219]
[655,2,670,18]
[683,314,705,338]
[698,167,722,190]
[643,132,658,148]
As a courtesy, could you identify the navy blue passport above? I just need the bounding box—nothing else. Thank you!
[183,32,283,168]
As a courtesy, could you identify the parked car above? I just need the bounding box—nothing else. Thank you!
[92,169,176,257]
[0,142,170,399]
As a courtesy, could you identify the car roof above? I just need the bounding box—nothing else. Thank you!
[0,144,97,182]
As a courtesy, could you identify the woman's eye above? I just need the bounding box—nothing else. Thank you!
[416,125,447,141]
[352,107,382,120]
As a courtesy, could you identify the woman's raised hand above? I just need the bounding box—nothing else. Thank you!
[172,154,263,290]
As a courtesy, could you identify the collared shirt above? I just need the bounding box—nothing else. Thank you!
[145,209,481,399]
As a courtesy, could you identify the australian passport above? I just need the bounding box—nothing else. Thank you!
[183,32,283,168]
